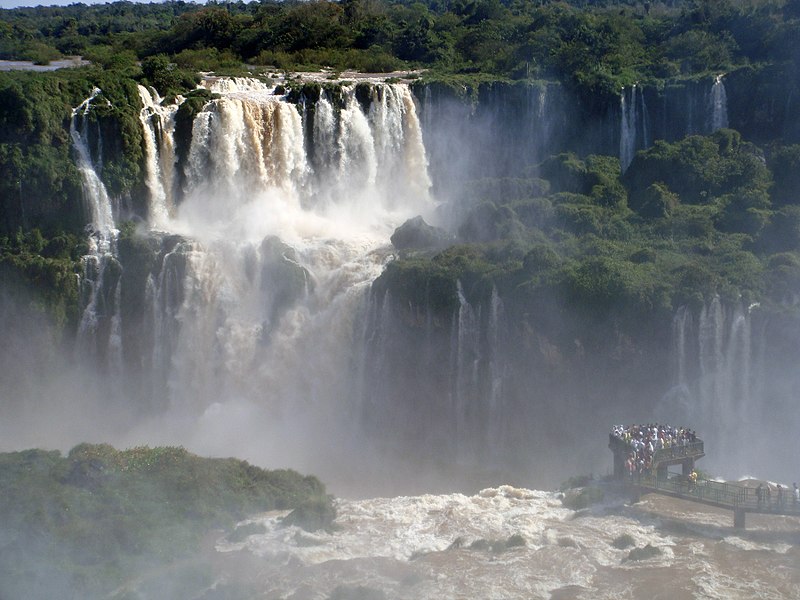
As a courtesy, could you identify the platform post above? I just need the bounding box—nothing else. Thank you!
[613,450,624,480]
[733,508,746,529]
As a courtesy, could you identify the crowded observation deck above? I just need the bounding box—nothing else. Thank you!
[609,423,705,479]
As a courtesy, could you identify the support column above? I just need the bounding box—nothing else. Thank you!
[734,508,746,529]
[682,459,695,476]
[613,451,624,480]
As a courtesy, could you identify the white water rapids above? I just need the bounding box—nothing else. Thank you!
[207,485,800,599]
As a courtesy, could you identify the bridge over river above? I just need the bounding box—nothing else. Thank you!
[609,431,800,529]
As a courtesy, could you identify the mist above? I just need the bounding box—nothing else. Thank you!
[4,72,800,506]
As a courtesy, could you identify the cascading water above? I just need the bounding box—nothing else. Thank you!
[137,85,179,228]
[451,280,481,462]
[70,88,116,249]
[638,84,650,150]
[71,88,121,369]
[668,298,763,478]
[620,85,637,172]
[708,74,729,132]
[122,76,434,478]
[620,84,650,172]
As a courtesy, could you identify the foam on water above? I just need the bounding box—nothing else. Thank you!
[722,536,792,554]
[214,486,713,598]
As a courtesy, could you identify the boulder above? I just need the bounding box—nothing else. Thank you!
[390,216,453,251]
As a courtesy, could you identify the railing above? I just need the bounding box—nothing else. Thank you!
[653,440,704,463]
[633,473,800,514]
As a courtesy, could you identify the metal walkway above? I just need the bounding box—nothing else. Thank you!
[609,431,799,528]
[630,474,800,528]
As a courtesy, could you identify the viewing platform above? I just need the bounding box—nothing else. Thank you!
[609,424,800,528]
[609,432,705,480]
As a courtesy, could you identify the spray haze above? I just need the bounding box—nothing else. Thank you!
[3,71,800,499]
[45,76,437,496]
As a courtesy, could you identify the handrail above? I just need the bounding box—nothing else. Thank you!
[653,440,704,463]
[633,473,800,514]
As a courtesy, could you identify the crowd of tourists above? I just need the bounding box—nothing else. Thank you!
[611,423,698,476]
[611,424,800,511]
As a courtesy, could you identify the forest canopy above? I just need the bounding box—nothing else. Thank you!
[3,0,800,90]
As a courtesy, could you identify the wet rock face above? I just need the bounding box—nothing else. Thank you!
[390,216,453,251]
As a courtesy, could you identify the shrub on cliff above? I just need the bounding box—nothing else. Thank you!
[624,130,771,210]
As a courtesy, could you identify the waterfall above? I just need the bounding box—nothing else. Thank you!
[451,281,481,460]
[71,89,121,370]
[619,85,637,171]
[422,84,433,134]
[667,298,761,478]
[70,88,117,249]
[110,77,434,477]
[620,84,651,172]
[672,305,690,389]
[310,90,337,198]
[708,74,729,132]
[486,286,506,461]
[137,85,178,228]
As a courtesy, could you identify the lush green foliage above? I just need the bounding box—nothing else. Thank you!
[3,0,800,89]
[0,444,334,599]
[0,228,83,334]
[0,68,143,235]
[377,124,800,333]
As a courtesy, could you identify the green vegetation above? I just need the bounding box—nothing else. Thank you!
[0,229,84,334]
[376,123,800,340]
[2,2,800,339]
[0,68,143,235]
[0,2,796,398]
[0,444,334,599]
[2,0,800,89]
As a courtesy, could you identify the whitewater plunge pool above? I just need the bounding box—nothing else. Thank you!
[201,485,800,599]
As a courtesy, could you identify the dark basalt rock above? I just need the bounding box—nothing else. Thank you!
[390,215,453,251]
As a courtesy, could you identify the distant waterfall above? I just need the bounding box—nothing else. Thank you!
[620,84,650,172]
[451,281,481,461]
[669,298,762,477]
[708,74,729,132]
[70,88,116,249]
[71,89,121,370]
[485,287,506,460]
